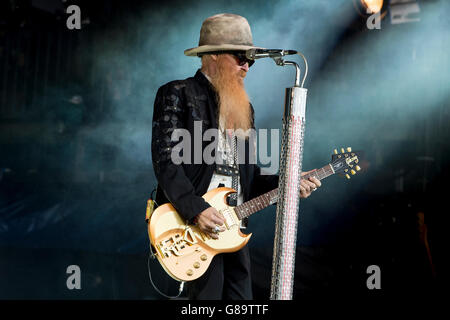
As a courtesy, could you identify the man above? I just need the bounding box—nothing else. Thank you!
[151,13,321,300]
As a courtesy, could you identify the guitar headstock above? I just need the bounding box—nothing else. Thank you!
[330,147,363,179]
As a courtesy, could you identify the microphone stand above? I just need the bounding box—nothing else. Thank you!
[270,53,308,300]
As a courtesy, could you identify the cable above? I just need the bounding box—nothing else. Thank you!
[274,51,308,88]
[150,188,157,202]
[147,246,185,299]
[146,187,183,299]
[296,52,308,88]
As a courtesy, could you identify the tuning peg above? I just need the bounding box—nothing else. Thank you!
[350,169,356,175]
[345,174,351,179]
[347,147,352,152]
[356,165,361,171]
[334,149,338,155]
[341,148,345,153]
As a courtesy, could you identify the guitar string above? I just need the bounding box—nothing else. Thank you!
[234,164,335,220]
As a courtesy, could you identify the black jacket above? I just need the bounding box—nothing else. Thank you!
[151,70,278,222]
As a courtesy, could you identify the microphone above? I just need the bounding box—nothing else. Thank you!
[246,48,298,60]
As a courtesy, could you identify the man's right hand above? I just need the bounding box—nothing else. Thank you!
[195,207,226,239]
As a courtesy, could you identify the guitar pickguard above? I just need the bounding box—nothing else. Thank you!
[156,227,198,258]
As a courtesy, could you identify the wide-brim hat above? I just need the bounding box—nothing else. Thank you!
[184,13,263,56]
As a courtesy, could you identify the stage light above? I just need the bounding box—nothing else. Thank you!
[361,0,384,14]
[353,0,387,20]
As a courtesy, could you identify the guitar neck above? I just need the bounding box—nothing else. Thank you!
[234,164,335,220]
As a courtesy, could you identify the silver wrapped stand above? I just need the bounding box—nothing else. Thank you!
[270,54,308,300]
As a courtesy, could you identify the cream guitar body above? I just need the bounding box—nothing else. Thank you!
[147,148,362,282]
[148,187,251,282]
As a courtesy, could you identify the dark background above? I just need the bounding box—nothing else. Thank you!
[0,0,447,300]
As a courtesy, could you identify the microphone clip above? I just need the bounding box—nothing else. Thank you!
[273,56,286,66]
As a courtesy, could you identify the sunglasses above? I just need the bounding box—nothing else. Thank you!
[199,51,255,67]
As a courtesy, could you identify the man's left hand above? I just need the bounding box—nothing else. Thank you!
[299,169,321,199]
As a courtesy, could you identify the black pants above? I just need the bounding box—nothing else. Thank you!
[186,246,253,300]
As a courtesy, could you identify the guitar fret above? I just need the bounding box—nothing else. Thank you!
[258,198,264,210]
[245,202,251,218]
[264,193,270,207]
[241,200,250,219]
[320,167,327,179]
[235,162,338,220]
[255,198,262,212]
[253,199,258,212]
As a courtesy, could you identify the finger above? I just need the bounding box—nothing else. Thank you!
[300,180,312,193]
[200,212,224,231]
[211,223,226,232]
[207,221,219,231]
[309,177,321,188]
[209,232,219,239]
[208,225,221,239]
[208,209,224,224]
[301,169,316,177]
[299,185,307,198]
[301,183,313,198]
[212,212,225,225]
[200,224,219,239]
[305,180,316,190]
[198,217,215,230]
[201,213,218,226]
[211,217,224,227]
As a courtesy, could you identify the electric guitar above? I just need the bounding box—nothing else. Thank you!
[147,148,362,281]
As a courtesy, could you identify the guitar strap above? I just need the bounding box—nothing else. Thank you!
[230,134,248,228]
[214,128,247,228]
[229,135,238,207]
